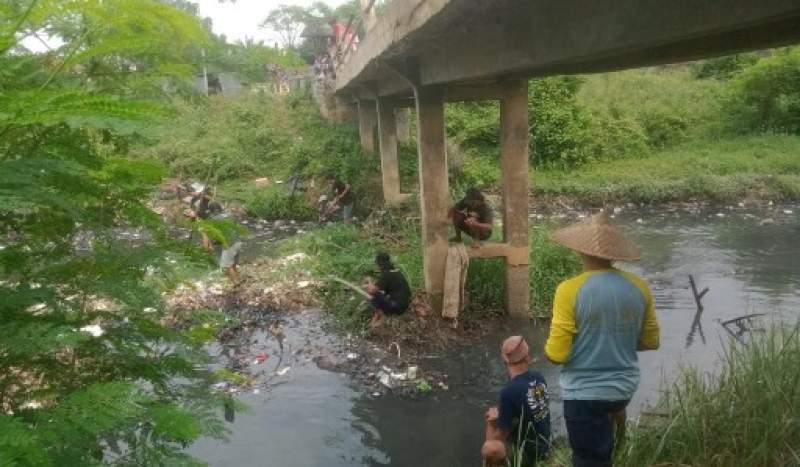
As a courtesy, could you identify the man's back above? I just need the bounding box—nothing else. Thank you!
[497,370,551,461]
[546,269,659,400]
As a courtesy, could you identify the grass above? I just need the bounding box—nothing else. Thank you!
[532,135,800,205]
[615,325,800,467]
[273,211,580,331]
[534,326,800,467]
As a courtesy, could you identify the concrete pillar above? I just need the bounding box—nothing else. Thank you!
[500,80,530,317]
[395,107,411,144]
[358,100,377,155]
[415,86,449,312]
[377,99,403,205]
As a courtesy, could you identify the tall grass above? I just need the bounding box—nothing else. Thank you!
[618,325,800,467]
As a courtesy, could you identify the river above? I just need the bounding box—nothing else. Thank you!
[191,203,799,466]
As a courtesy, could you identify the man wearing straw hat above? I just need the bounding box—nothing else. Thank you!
[482,335,551,467]
[545,212,660,467]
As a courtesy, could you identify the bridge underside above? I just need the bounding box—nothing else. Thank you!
[337,0,800,316]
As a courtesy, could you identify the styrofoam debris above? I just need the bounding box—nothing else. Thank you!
[79,324,105,337]
[276,366,291,376]
[296,280,311,289]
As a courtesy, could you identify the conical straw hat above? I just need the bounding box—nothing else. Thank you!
[551,211,641,261]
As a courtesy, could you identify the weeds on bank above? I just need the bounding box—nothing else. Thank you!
[617,325,800,467]
[532,135,800,205]
[275,212,579,331]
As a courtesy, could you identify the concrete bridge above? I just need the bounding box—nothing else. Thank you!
[335,0,800,315]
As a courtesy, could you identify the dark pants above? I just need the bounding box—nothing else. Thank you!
[371,292,407,315]
[564,399,629,467]
[450,209,491,241]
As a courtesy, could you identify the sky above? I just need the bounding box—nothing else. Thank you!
[194,0,348,45]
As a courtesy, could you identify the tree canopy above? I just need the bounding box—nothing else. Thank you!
[0,1,229,464]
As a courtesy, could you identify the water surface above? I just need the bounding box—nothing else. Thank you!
[193,203,799,466]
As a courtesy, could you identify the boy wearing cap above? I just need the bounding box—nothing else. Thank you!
[545,212,660,467]
[482,336,551,467]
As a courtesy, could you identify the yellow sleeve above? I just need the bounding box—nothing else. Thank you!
[620,271,660,351]
[545,280,578,364]
[638,284,660,350]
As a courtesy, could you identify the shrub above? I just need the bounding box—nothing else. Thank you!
[529,76,593,167]
[727,47,800,134]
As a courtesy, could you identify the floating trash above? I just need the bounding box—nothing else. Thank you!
[276,366,291,376]
[254,352,269,364]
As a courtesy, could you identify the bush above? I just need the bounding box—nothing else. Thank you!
[529,76,593,167]
[579,69,725,148]
[727,47,800,134]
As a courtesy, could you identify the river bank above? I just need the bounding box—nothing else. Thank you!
[161,190,800,466]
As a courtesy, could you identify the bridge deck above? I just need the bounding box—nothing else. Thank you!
[336,0,800,99]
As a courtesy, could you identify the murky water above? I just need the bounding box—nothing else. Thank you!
[192,203,799,466]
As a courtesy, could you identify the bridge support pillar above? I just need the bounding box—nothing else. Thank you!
[415,86,448,313]
[395,108,411,144]
[358,99,377,155]
[500,80,530,317]
[377,99,408,205]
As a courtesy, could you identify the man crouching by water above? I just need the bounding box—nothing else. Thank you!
[365,252,411,328]
[545,212,659,467]
[482,336,551,467]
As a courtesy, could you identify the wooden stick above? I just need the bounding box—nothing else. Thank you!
[327,275,372,299]
[688,275,706,311]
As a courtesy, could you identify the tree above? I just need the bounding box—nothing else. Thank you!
[0,1,228,464]
[260,4,309,49]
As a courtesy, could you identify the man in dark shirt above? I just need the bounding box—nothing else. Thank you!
[449,187,493,247]
[365,252,411,328]
[483,336,551,467]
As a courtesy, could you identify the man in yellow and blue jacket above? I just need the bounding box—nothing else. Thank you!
[545,212,659,467]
